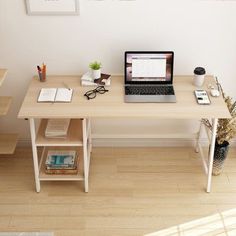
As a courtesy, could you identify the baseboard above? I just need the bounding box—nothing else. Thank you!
[92,138,209,147]
[18,137,236,147]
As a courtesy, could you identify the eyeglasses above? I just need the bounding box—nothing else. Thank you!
[84,86,109,100]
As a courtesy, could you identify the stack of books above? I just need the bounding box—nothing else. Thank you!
[45,119,71,138]
[45,150,78,174]
[81,72,111,86]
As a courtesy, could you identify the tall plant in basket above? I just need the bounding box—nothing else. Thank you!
[203,94,236,175]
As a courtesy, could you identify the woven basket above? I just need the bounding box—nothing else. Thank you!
[212,140,229,176]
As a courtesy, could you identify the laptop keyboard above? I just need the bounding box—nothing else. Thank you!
[125,86,175,95]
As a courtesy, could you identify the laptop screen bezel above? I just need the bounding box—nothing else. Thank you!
[124,51,174,85]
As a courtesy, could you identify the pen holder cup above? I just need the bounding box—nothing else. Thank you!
[38,70,46,82]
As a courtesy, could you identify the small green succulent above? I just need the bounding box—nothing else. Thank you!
[89,61,102,70]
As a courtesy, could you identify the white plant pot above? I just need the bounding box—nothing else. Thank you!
[92,69,101,80]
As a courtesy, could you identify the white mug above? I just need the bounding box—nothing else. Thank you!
[193,67,206,87]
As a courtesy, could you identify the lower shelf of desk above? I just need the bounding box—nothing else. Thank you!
[36,119,83,147]
[39,173,84,181]
[39,146,84,182]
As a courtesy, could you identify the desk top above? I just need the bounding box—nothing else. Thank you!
[18,75,231,119]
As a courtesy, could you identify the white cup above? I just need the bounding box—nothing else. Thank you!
[193,67,206,87]
[193,74,205,87]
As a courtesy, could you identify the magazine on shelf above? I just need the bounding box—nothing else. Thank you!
[46,160,78,169]
[45,150,77,169]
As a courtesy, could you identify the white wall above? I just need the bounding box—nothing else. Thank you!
[0,0,235,145]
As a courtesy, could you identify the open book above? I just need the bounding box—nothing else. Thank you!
[38,88,73,103]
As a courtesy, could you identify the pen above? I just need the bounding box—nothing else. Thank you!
[41,63,46,82]
[37,65,42,81]
[37,65,41,72]
[42,63,45,74]
[63,82,71,90]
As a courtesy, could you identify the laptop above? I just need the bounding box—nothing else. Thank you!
[124,51,176,103]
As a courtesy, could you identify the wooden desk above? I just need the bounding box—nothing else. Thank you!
[18,75,231,193]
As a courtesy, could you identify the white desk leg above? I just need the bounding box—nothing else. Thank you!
[29,118,40,193]
[195,120,203,153]
[88,119,92,153]
[207,118,218,193]
[82,118,89,193]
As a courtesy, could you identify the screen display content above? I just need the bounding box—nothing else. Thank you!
[125,52,173,82]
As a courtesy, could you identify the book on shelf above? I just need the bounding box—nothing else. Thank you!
[45,150,79,175]
[46,161,77,169]
[45,168,78,175]
[81,72,111,86]
[45,150,78,169]
[45,119,70,138]
[38,88,73,103]
[46,165,77,170]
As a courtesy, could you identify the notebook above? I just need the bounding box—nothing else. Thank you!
[38,88,73,103]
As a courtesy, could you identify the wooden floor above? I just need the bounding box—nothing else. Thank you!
[0,146,236,236]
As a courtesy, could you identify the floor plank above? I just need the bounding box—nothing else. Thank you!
[0,146,236,235]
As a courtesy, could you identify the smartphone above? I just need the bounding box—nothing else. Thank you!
[194,90,211,105]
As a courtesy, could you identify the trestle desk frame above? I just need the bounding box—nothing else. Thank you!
[18,75,231,193]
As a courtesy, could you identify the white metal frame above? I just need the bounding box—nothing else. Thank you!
[82,118,92,192]
[29,116,218,193]
[195,118,218,193]
[29,118,92,193]
[29,118,40,192]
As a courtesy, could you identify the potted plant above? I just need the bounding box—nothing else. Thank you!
[203,94,236,175]
[89,61,102,80]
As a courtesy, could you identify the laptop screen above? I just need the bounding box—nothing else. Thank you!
[125,51,174,84]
